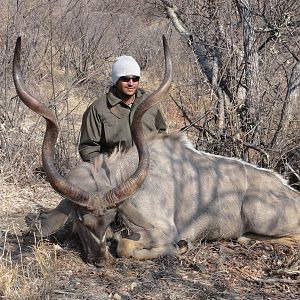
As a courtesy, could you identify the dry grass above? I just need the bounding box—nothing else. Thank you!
[0,240,58,300]
[0,183,60,299]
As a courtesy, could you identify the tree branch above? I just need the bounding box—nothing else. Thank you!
[271,60,300,147]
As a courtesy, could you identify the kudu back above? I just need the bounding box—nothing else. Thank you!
[13,36,300,265]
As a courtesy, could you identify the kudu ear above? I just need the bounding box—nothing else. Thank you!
[32,199,73,237]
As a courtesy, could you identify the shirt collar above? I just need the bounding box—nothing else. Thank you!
[107,86,145,107]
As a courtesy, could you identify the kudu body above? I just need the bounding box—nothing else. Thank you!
[13,37,300,266]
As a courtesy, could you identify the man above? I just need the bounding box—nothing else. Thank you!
[79,55,167,162]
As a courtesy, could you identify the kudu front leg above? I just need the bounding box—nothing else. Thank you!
[117,231,188,259]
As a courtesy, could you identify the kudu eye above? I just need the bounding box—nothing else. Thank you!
[77,210,83,222]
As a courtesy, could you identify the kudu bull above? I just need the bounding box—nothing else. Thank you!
[13,36,300,266]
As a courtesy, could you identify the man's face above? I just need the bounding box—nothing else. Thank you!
[116,75,140,98]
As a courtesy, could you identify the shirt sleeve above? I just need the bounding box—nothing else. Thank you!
[78,105,102,162]
[155,108,167,133]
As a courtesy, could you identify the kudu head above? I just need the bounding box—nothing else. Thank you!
[13,36,172,266]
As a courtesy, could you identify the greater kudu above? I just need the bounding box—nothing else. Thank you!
[13,36,300,266]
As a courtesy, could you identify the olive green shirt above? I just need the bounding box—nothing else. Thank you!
[79,86,167,162]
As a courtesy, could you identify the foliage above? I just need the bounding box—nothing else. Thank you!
[0,0,300,185]
[160,0,300,187]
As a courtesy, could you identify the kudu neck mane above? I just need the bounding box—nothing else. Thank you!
[92,133,182,188]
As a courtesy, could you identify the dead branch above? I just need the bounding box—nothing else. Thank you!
[237,268,300,285]
[271,60,300,147]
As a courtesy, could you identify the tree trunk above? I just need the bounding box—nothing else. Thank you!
[236,0,259,127]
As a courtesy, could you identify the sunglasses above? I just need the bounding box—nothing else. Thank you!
[119,76,140,82]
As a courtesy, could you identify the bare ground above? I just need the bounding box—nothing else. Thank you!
[0,183,299,299]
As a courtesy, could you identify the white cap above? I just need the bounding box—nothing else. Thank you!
[111,55,140,84]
